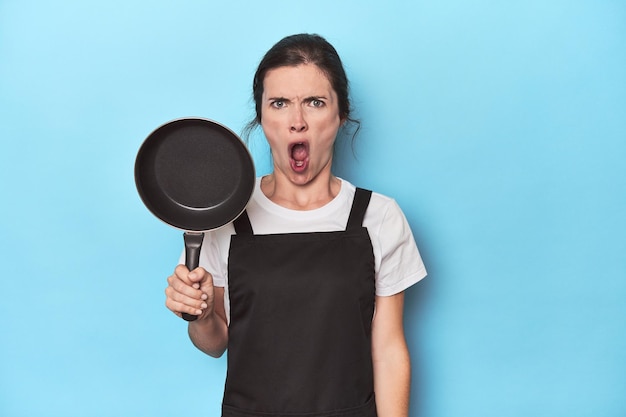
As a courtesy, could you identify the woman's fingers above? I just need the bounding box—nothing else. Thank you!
[165,265,215,317]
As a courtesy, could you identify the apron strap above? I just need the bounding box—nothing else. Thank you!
[233,211,253,235]
[346,188,372,231]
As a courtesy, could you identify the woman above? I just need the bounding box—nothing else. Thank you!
[165,33,427,417]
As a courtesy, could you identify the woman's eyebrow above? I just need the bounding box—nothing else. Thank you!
[267,96,290,102]
[304,95,329,102]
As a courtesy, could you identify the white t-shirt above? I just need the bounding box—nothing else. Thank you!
[181,178,427,319]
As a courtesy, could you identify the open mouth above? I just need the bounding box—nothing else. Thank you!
[289,141,309,170]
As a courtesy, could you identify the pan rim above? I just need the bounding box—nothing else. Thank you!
[134,117,255,232]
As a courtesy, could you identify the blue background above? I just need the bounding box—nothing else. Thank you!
[1,1,624,416]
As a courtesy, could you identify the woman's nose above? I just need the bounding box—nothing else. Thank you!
[290,107,307,132]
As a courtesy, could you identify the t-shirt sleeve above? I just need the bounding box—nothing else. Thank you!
[372,199,427,296]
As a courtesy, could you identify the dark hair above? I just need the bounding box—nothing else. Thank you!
[242,33,360,143]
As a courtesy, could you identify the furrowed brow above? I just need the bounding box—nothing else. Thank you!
[305,95,327,102]
[267,96,290,102]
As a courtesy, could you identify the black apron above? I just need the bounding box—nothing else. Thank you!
[222,188,378,417]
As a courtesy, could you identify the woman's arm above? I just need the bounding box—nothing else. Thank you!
[187,284,228,358]
[371,292,411,417]
[165,265,229,358]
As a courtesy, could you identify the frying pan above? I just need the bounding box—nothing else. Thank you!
[135,117,255,321]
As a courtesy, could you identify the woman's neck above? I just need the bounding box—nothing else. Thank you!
[260,171,341,211]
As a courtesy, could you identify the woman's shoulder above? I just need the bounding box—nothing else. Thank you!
[340,178,398,212]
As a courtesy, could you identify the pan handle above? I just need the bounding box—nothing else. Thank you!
[182,232,204,321]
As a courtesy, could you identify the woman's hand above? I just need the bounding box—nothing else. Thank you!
[165,265,229,357]
[165,265,214,319]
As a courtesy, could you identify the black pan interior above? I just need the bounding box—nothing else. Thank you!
[135,118,255,231]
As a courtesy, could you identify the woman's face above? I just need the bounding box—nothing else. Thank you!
[261,64,342,186]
